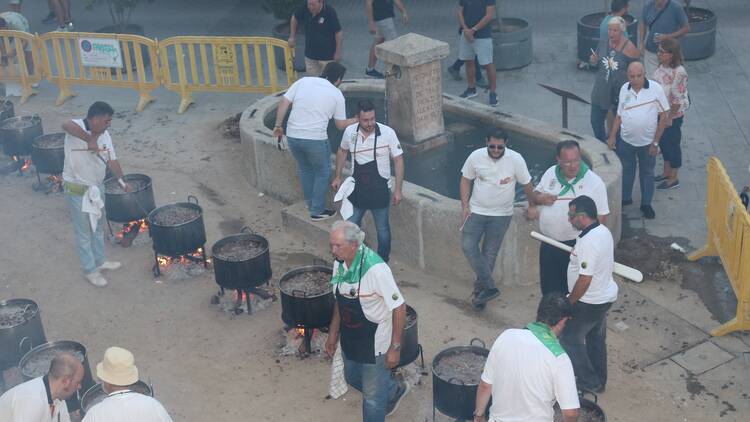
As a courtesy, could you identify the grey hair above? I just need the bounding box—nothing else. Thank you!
[608,16,627,32]
[331,220,365,245]
[48,353,81,380]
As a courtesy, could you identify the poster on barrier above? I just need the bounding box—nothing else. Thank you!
[79,37,122,67]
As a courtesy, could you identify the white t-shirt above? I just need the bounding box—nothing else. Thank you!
[567,224,619,304]
[481,329,579,422]
[616,79,670,147]
[0,377,71,422]
[332,260,406,356]
[62,119,117,186]
[535,166,609,241]
[283,76,346,140]
[340,122,403,180]
[461,148,532,217]
[82,392,172,422]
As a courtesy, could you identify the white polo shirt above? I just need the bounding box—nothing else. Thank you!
[332,260,405,356]
[283,76,346,140]
[62,119,117,187]
[340,122,403,180]
[567,224,619,304]
[81,392,172,422]
[535,166,609,241]
[481,329,580,422]
[0,376,71,422]
[461,147,532,217]
[616,79,670,147]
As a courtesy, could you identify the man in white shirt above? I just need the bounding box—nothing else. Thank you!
[0,353,84,422]
[331,99,404,262]
[527,140,609,295]
[608,61,669,219]
[62,101,129,287]
[473,293,580,422]
[324,221,409,421]
[82,347,172,422]
[560,195,619,393]
[460,129,535,308]
[273,62,358,221]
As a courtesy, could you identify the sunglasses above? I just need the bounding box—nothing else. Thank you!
[487,145,506,150]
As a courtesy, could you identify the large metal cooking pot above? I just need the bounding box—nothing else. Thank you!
[211,226,272,290]
[148,195,206,257]
[432,338,490,420]
[31,133,65,175]
[104,173,156,223]
[279,265,335,329]
[19,340,95,412]
[397,305,421,368]
[554,390,606,422]
[0,298,46,370]
[1,114,43,157]
[81,381,154,414]
[0,99,14,123]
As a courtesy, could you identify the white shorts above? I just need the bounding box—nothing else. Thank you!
[643,50,658,78]
[458,34,493,66]
[375,18,398,41]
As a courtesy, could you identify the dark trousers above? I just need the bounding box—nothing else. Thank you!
[539,240,576,295]
[451,57,484,80]
[590,104,609,143]
[560,301,613,390]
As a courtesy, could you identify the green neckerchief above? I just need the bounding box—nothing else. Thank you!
[330,245,384,285]
[526,322,565,357]
[555,161,589,197]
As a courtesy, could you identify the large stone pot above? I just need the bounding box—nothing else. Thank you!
[272,21,306,72]
[577,12,638,64]
[492,18,533,70]
[681,7,716,61]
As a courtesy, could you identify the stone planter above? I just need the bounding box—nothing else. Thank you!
[491,18,533,70]
[681,7,716,61]
[576,12,638,64]
[271,21,306,72]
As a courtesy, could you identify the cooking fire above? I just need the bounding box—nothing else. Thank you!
[153,248,211,279]
[113,219,149,247]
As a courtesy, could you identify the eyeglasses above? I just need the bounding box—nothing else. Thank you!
[487,145,505,150]
[656,49,672,55]
[567,211,586,219]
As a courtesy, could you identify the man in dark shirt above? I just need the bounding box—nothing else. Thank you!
[289,0,343,77]
[365,0,408,78]
[638,0,688,76]
[457,0,498,106]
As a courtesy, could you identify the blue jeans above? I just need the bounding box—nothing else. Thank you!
[343,353,398,422]
[560,301,612,390]
[65,191,105,274]
[287,137,331,216]
[461,213,511,292]
[616,138,655,206]
[590,104,609,143]
[349,204,391,262]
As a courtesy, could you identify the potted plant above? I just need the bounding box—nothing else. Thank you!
[491,1,533,70]
[680,0,717,60]
[265,0,306,72]
[84,0,155,71]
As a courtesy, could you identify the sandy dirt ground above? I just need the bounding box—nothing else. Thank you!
[0,91,748,422]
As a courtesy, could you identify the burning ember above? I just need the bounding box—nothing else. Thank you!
[32,174,63,194]
[115,219,149,247]
[0,155,31,176]
[210,287,275,316]
[14,156,31,173]
[281,327,329,358]
[153,248,211,280]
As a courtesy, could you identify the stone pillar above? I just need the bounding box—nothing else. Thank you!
[375,33,449,150]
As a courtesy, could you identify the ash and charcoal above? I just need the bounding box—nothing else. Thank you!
[280,328,329,358]
[32,134,64,149]
[554,404,603,422]
[433,350,487,385]
[155,257,209,280]
[150,206,200,226]
[280,271,331,297]
[22,349,85,378]
[0,305,36,329]
[104,178,149,194]
[213,238,265,262]
[212,289,274,315]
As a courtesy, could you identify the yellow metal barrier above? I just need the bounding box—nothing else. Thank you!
[688,157,750,336]
[0,30,43,104]
[159,36,296,113]
[37,31,160,112]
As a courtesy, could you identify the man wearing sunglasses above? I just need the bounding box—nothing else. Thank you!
[460,129,535,309]
[560,195,618,394]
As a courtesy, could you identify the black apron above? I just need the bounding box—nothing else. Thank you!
[335,254,379,364]
[349,124,391,210]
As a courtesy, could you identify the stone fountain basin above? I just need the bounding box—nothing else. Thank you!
[240,79,622,288]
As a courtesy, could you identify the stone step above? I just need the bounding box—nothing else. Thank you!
[281,201,335,250]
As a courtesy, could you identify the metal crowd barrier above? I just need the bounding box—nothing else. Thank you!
[0,30,43,104]
[688,157,750,336]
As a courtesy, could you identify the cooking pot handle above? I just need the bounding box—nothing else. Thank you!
[187,195,199,205]
[579,388,598,403]
[469,337,486,349]
[292,289,307,298]
[240,226,255,234]
[18,336,31,354]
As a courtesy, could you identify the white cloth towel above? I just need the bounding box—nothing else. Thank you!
[81,185,104,232]
[329,342,348,399]
[334,176,356,220]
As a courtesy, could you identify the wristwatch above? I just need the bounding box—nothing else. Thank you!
[389,343,401,351]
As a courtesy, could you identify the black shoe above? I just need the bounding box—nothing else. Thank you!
[311,209,336,221]
[448,65,461,81]
[42,11,56,24]
[459,87,478,99]
[472,288,500,307]
[654,175,668,183]
[622,199,633,206]
[656,179,679,190]
[386,381,410,416]
[365,68,385,79]
[640,205,656,219]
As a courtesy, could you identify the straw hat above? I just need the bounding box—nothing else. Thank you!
[96,347,139,386]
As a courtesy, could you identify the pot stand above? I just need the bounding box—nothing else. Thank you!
[31,172,63,194]
[214,283,276,315]
[152,246,208,277]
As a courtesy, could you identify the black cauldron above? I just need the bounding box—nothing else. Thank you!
[397,305,422,368]
[279,265,335,329]
[104,173,156,223]
[148,195,206,257]
[432,338,489,420]
[31,133,65,175]
[0,298,46,370]
[0,115,43,157]
[211,227,271,290]
[554,390,607,421]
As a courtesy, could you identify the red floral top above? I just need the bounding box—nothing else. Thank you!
[653,65,689,118]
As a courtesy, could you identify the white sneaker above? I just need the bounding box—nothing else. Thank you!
[98,261,122,271]
[85,271,108,287]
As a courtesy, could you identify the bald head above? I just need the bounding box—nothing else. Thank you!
[627,61,645,90]
[48,353,85,400]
